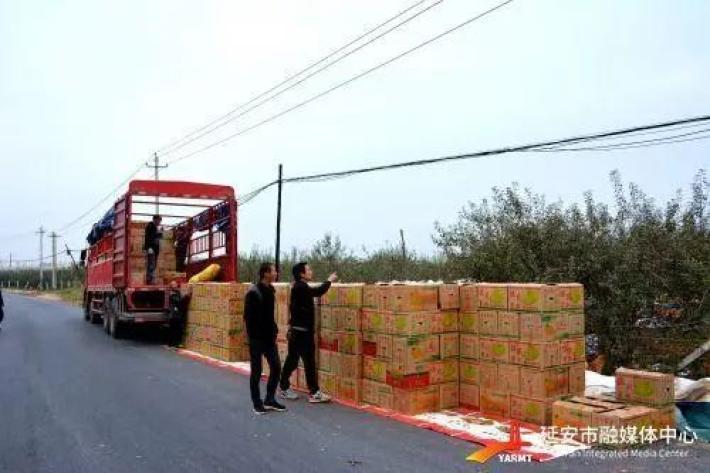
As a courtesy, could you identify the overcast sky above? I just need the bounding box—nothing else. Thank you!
[1,0,708,264]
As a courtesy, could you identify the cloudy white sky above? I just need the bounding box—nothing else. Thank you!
[1,0,708,264]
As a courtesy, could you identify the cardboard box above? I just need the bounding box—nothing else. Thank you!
[363,356,388,383]
[520,313,569,342]
[615,368,675,406]
[363,285,380,308]
[389,312,431,336]
[439,382,459,409]
[438,284,460,310]
[552,396,626,431]
[459,284,478,312]
[390,335,438,375]
[387,285,439,312]
[460,334,480,360]
[460,383,480,409]
[362,378,379,405]
[520,366,568,399]
[497,312,520,338]
[336,284,364,307]
[459,360,480,385]
[319,329,338,351]
[508,284,560,312]
[510,341,560,368]
[393,386,438,415]
[510,395,555,426]
[479,310,498,336]
[479,338,510,363]
[567,311,585,337]
[559,337,586,365]
[557,283,584,310]
[480,389,510,418]
[339,307,362,332]
[362,331,377,357]
[568,362,586,395]
[498,363,521,394]
[651,405,676,429]
[440,310,459,333]
[387,372,430,390]
[476,283,508,310]
[459,312,479,334]
[592,405,657,431]
[337,377,361,403]
[439,333,459,359]
[336,331,362,355]
[429,359,459,384]
[318,349,332,372]
[319,306,337,330]
[338,353,362,379]
[479,361,498,390]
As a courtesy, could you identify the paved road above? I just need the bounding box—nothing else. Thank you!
[0,294,707,473]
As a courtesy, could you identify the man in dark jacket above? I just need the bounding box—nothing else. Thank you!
[279,262,337,403]
[244,263,286,414]
[143,215,162,284]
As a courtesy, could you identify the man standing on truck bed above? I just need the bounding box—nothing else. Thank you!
[244,263,286,415]
[279,262,337,403]
[143,215,162,285]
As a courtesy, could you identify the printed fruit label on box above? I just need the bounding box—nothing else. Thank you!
[390,286,439,312]
[557,283,584,309]
[363,356,387,383]
[337,331,362,355]
[460,334,480,360]
[477,284,508,309]
[459,312,479,334]
[508,284,560,312]
[510,342,560,368]
[497,312,520,338]
[510,395,553,426]
[560,337,586,364]
[340,308,362,331]
[460,360,480,385]
[390,312,430,336]
[480,338,509,363]
[479,310,498,336]
[520,366,568,399]
[520,313,568,342]
[441,310,459,332]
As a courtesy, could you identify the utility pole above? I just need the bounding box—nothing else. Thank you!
[399,229,407,260]
[146,152,168,214]
[8,253,11,270]
[50,232,59,290]
[37,226,46,289]
[275,164,283,281]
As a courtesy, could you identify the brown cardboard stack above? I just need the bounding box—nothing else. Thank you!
[318,284,364,402]
[459,283,587,425]
[128,221,178,285]
[361,283,460,415]
[185,282,250,361]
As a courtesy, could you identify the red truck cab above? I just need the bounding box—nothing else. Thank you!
[83,180,238,338]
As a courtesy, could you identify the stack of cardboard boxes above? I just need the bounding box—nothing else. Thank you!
[458,283,587,425]
[128,221,178,285]
[360,283,460,415]
[552,368,675,443]
[185,282,250,361]
[318,284,364,403]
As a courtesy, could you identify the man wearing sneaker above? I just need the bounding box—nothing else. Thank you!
[244,263,287,414]
[279,262,337,403]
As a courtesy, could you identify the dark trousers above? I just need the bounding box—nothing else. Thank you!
[146,251,158,284]
[280,331,319,394]
[249,338,281,406]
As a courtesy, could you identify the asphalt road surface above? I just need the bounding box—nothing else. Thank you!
[0,293,707,473]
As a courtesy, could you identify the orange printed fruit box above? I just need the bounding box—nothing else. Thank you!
[388,311,432,336]
[498,363,521,394]
[459,312,479,334]
[437,284,460,310]
[439,333,460,359]
[568,362,586,395]
[559,337,586,365]
[520,366,569,400]
[510,395,556,426]
[557,283,584,310]
[339,307,362,332]
[318,349,332,372]
[460,333,480,360]
[479,361,498,390]
[337,377,362,403]
[615,368,675,406]
[552,396,627,431]
[362,310,390,334]
[387,284,439,312]
[460,383,480,409]
[391,336,438,375]
[428,358,459,384]
[336,331,362,355]
[459,284,478,312]
[393,386,438,415]
[336,284,364,307]
[362,356,388,383]
[520,313,569,342]
[480,389,511,418]
[479,338,510,363]
[476,283,508,310]
[362,285,380,308]
[510,341,561,368]
[478,310,498,336]
[592,405,658,431]
[318,371,337,395]
[497,312,520,338]
[319,306,337,330]
[567,312,585,337]
[459,360,480,385]
[439,382,459,410]
[508,284,560,312]
[337,353,362,379]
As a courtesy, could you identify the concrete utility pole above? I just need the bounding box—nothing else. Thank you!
[50,232,59,290]
[37,226,46,289]
[146,152,168,214]
[275,164,283,281]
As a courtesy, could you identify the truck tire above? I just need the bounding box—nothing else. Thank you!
[83,292,90,321]
[108,298,124,339]
[89,295,101,325]
[103,296,111,334]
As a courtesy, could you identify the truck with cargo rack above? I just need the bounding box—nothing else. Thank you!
[82,180,238,338]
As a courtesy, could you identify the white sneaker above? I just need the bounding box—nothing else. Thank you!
[308,391,331,403]
[278,388,299,400]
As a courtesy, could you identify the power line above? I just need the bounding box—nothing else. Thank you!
[529,127,710,152]
[165,0,515,166]
[280,114,710,184]
[157,0,443,158]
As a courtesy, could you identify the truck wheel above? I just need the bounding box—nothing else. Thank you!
[108,298,124,339]
[83,293,90,322]
[89,296,101,325]
[103,297,111,333]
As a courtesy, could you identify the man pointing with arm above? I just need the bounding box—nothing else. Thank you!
[279,262,337,403]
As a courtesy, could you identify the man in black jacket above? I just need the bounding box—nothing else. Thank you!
[279,262,337,403]
[143,215,162,284]
[244,263,286,414]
